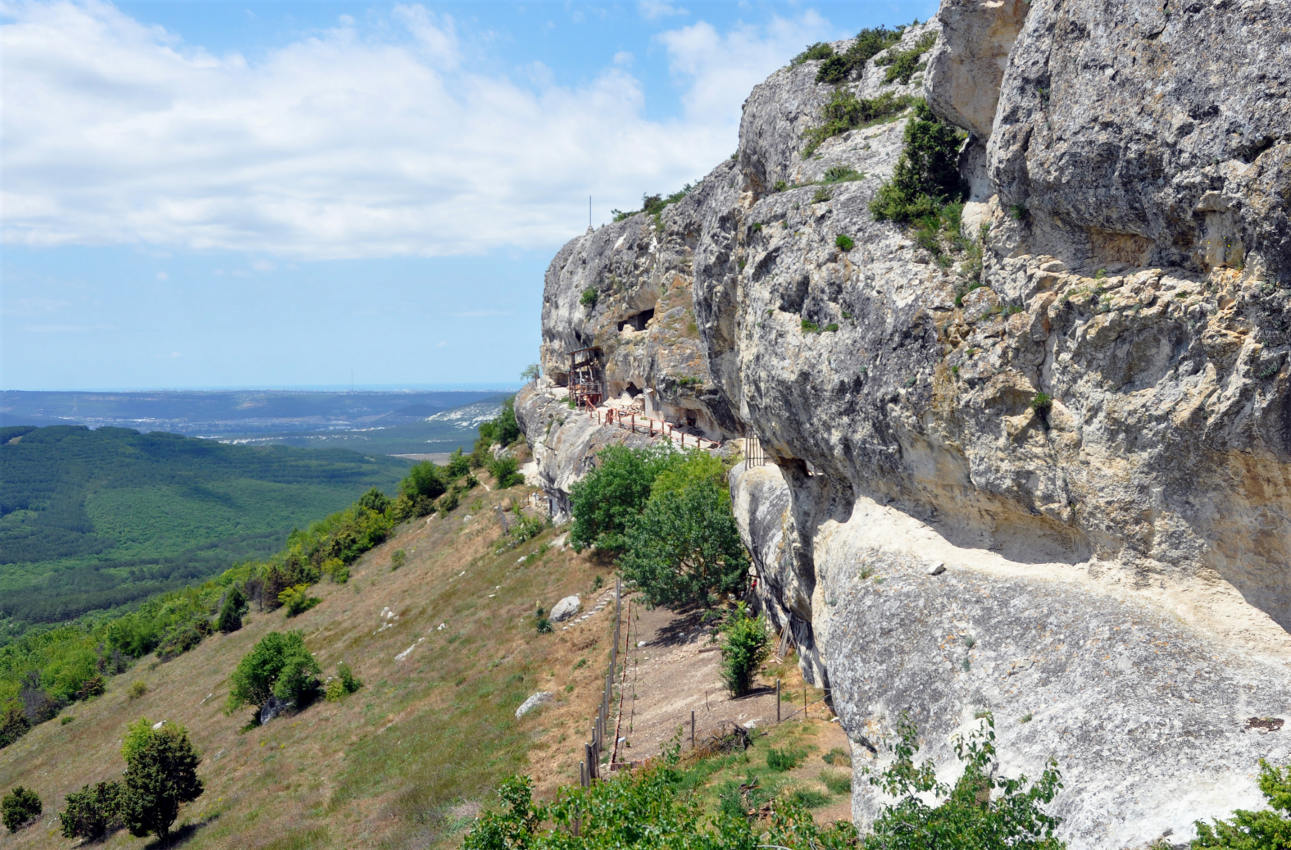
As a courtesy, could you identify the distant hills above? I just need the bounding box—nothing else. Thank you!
[0,424,411,638]
[0,389,510,456]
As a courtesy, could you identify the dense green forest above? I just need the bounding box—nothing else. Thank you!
[0,425,409,636]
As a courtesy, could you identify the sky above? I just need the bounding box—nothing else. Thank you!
[1,0,938,391]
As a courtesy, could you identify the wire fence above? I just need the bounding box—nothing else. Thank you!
[580,576,624,786]
[579,602,832,788]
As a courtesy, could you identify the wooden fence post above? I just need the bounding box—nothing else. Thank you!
[690,710,695,749]
[776,679,781,722]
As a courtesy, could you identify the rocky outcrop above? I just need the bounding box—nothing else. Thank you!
[521,2,1291,845]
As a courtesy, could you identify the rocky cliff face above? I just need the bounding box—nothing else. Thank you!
[521,3,1291,846]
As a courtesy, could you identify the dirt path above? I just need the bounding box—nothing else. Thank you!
[612,602,782,764]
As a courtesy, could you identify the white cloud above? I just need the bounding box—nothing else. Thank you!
[0,1,836,259]
[657,11,837,122]
[638,0,687,20]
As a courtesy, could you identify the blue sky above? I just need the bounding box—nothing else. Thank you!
[1,0,937,391]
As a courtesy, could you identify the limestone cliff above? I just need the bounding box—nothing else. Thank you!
[519,3,1291,846]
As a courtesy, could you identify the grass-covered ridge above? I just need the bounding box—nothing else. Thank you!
[0,425,410,632]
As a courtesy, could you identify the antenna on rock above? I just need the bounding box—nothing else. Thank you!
[587,195,593,233]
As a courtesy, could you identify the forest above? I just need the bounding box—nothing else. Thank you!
[0,425,408,635]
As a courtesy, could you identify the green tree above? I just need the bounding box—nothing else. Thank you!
[569,445,677,555]
[227,631,321,715]
[119,722,203,842]
[521,363,541,383]
[215,585,248,633]
[719,605,769,697]
[489,456,523,489]
[870,101,967,223]
[59,781,123,841]
[400,461,447,503]
[492,397,522,446]
[1193,760,1291,848]
[864,714,1064,849]
[619,460,749,608]
[2,785,41,832]
[445,448,471,478]
[357,486,391,514]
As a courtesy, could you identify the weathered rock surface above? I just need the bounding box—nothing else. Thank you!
[549,595,581,622]
[520,3,1291,845]
[515,691,553,719]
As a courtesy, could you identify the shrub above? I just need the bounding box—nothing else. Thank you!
[767,745,807,772]
[390,549,407,570]
[1193,760,1291,847]
[465,763,857,849]
[2,785,41,832]
[836,234,855,251]
[128,680,148,700]
[580,287,598,308]
[445,448,471,478]
[120,722,203,842]
[278,584,320,617]
[59,781,123,841]
[870,102,967,224]
[719,605,769,697]
[324,662,363,702]
[534,607,553,634]
[400,460,447,506]
[804,90,915,155]
[227,631,321,715]
[790,787,831,808]
[802,319,821,333]
[822,166,864,183]
[1031,392,1053,422]
[809,26,902,82]
[215,585,248,633]
[822,770,852,795]
[864,714,1064,849]
[792,41,835,65]
[489,455,523,489]
[876,31,936,84]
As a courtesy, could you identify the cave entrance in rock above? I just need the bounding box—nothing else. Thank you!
[625,382,642,398]
[618,308,655,333]
[568,347,604,410]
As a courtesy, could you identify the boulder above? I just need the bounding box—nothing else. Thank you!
[549,595,581,622]
[515,691,553,719]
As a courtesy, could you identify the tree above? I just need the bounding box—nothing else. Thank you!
[489,456,523,489]
[400,461,447,503]
[521,363,541,383]
[619,460,749,607]
[1193,759,1291,848]
[119,722,203,842]
[215,585,248,633]
[357,486,391,514]
[227,631,321,715]
[3,785,41,832]
[569,445,677,555]
[719,605,769,697]
[59,781,123,841]
[870,101,967,223]
[864,714,1064,849]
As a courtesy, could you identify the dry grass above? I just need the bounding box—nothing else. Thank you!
[0,484,615,850]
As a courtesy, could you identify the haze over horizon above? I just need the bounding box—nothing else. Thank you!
[1,0,937,392]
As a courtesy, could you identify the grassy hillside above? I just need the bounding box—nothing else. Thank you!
[0,480,614,849]
[0,426,409,634]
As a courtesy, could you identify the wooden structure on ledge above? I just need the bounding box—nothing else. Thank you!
[569,347,604,410]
